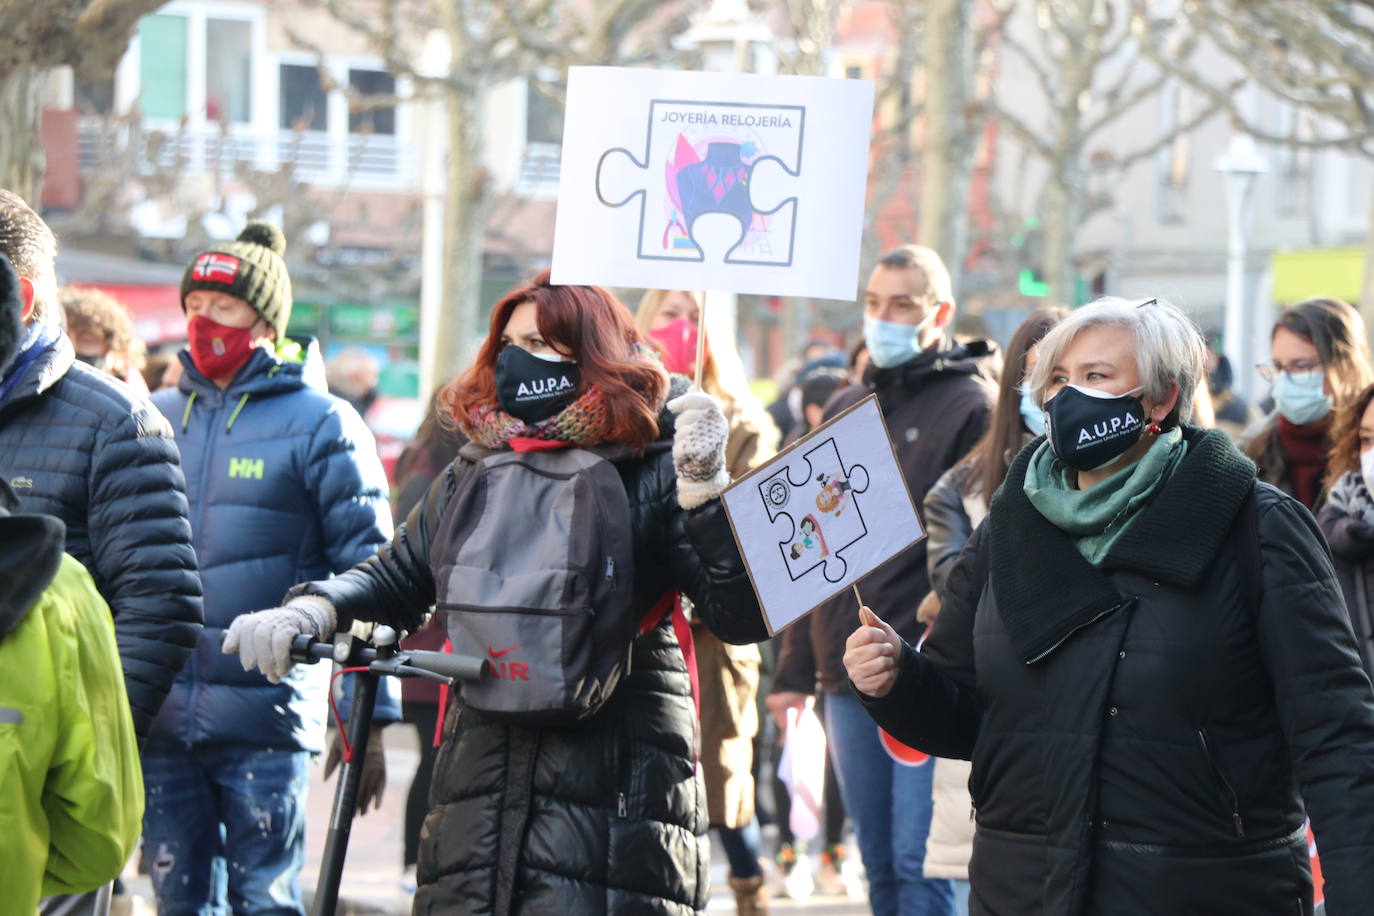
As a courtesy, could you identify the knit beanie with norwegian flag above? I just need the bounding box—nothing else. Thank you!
[181,221,292,339]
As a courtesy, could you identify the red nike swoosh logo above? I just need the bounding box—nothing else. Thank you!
[487,644,523,659]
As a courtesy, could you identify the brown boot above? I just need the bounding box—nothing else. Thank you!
[729,874,769,916]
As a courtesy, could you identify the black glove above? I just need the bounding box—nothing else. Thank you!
[323,724,387,815]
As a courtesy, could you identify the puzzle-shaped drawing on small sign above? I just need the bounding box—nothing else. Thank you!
[757,438,871,583]
[595,100,804,266]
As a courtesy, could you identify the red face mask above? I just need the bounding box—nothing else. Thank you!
[650,318,704,376]
[187,314,256,380]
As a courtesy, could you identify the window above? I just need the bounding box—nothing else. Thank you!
[1275,105,1312,218]
[74,79,114,116]
[526,79,563,145]
[138,13,188,119]
[348,68,396,135]
[206,18,253,123]
[280,63,327,131]
[1155,80,1191,224]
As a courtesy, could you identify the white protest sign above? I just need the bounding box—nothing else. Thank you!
[722,395,924,634]
[550,67,875,301]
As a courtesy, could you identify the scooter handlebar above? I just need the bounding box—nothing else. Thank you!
[276,633,489,684]
[404,649,488,683]
[221,631,489,684]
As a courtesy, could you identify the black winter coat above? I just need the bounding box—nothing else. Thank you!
[289,412,768,915]
[1316,469,1374,682]
[0,329,202,739]
[774,340,996,696]
[859,429,1374,916]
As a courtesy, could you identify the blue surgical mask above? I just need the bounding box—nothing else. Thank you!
[1271,369,1332,426]
[863,311,937,370]
[1020,387,1046,435]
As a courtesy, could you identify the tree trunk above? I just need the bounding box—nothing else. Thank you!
[1362,182,1374,359]
[1042,158,1082,306]
[430,81,489,394]
[919,0,974,298]
[0,67,48,206]
[1039,0,1096,308]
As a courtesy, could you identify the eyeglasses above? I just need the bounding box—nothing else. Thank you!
[1256,360,1322,382]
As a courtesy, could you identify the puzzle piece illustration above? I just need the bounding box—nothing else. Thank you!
[596,99,804,267]
[757,438,871,583]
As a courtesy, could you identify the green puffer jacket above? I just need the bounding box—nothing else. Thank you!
[0,505,143,913]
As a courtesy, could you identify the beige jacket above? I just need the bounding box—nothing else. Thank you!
[923,757,974,880]
[696,396,779,828]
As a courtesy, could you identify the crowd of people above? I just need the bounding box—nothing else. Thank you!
[2,178,1374,916]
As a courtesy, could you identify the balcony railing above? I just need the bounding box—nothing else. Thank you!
[77,119,415,190]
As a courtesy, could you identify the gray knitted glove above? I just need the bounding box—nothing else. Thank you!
[669,391,732,509]
[222,595,337,684]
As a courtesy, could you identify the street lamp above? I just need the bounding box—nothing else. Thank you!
[1215,133,1267,403]
[686,0,773,74]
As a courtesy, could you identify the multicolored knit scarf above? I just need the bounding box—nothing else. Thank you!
[463,385,613,449]
[462,346,669,450]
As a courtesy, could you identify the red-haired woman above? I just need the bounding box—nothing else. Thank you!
[224,272,768,913]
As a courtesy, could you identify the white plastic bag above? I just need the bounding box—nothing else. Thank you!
[776,702,828,840]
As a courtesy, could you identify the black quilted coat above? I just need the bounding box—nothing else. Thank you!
[859,429,1374,916]
[290,408,768,915]
[0,327,202,739]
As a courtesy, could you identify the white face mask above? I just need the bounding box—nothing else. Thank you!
[1361,448,1374,494]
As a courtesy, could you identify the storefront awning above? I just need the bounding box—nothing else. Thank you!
[56,248,188,345]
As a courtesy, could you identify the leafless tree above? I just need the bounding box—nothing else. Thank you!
[309,0,687,392]
[0,0,167,204]
[1132,0,1374,312]
[921,0,1012,296]
[773,0,842,78]
[859,0,924,279]
[991,0,1235,303]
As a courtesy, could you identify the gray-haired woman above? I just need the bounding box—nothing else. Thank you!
[843,297,1374,915]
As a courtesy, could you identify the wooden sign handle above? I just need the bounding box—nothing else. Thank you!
[693,296,708,391]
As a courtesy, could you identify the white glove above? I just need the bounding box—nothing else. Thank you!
[668,391,731,510]
[222,595,337,684]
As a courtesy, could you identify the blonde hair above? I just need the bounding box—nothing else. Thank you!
[634,289,756,408]
[1029,296,1207,427]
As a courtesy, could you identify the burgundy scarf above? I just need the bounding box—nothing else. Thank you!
[1277,415,1330,509]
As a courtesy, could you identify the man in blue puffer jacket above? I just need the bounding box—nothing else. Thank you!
[0,189,203,745]
[144,221,394,915]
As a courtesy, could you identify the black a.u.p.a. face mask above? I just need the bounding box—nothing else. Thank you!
[1045,384,1146,471]
[494,344,581,423]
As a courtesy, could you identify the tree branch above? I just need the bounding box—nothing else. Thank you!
[1100,85,1233,173]
[70,0,169,80]
[985,96,1057,161]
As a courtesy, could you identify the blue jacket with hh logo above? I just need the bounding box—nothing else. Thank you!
[151,339,394,752]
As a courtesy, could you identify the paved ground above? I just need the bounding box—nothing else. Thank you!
[119,726,868,915]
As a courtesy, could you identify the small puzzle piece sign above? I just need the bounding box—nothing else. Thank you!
[552,67,874,301]
[757,438,871,583]
[723,395,924,634]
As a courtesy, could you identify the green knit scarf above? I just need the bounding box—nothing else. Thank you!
[1023,427,1188,564]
